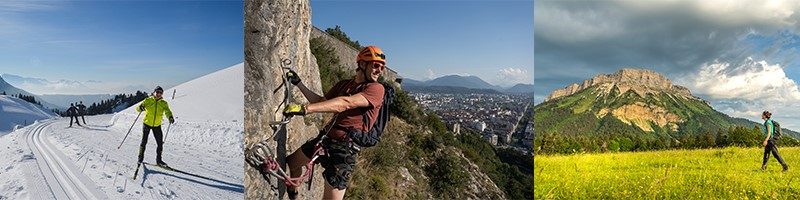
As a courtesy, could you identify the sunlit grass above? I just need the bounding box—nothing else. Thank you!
[534,147,800,199]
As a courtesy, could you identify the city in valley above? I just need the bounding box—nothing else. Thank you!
[410,91,533,154]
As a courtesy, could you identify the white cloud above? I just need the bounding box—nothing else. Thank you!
[685,58,800,102]
[494,67,532,87]
[681,57,800,129]
[425,68,436,80]
[2,74,147,95]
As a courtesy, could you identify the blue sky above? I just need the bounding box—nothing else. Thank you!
[0,1,242,95]
[311,0,534,87]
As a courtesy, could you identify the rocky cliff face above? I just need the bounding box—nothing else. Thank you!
[597,102,683,132]
[545,68,695,102]
[454,149,506,199]
[244,0,325,199]
[539,68,709,133]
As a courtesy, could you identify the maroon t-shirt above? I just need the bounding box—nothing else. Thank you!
[323,80,385,140]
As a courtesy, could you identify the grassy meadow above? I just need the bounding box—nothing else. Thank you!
[534,147,800,199]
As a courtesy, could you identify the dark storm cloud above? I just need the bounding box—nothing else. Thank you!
[533,0,797,103]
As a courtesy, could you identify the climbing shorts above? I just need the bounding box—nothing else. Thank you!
[301,131,361,190]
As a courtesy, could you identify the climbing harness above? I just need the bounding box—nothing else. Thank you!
[248,135,326,187]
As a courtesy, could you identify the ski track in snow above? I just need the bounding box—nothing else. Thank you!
[25,120,108,199]
[0,114,244,199]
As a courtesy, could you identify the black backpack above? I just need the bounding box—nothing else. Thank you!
[347,82,394,147]
[773,120,783,140]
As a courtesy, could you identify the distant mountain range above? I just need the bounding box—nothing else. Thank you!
[402,75,533,94]
[0,76,59,110]
[38,94,115,109]
[0,76,122,110]
[404,85,503,94]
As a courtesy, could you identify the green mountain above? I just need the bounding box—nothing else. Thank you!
[534,68,798,154]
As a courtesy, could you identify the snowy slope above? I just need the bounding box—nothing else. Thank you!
[0,63,245,199]
[118,63,243,122]
[0,95,56,135]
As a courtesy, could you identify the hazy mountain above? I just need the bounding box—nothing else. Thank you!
[38,94,115,109]
[401,78,426,87]
[404,85,503,94]
[504,83,534,94]
[427,75,497,89]
[0,76,59,109]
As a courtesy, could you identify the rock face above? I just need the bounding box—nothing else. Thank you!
[310,27,402,87]
[544,68,695,102]
[454,149,506,200]
[244,0,325,199]
[597,102,683,132]
[542,68,706,133]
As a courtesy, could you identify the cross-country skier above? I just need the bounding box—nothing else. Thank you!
[135,86,174,167]
[77,101,87,124]
[67,103,81,127]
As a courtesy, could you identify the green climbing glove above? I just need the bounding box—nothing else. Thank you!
[282,104,306,116]
[286,70,301,85]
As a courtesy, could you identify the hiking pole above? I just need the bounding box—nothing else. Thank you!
[117,112,142,149]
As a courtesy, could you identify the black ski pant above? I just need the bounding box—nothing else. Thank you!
[80,114,86,124]
[763,139,787,167]
[69,115,81,126]
[138,124,164,163]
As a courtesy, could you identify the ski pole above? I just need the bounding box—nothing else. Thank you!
[165,122,172,141]
[117,112,142,149]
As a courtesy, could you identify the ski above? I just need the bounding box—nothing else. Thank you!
[132,162,142,180]
[142,162,215,181]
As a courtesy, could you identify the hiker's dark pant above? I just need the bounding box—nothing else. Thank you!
[763,139,787,167]
[301,131,360,190]
[80,113,86,124]
[138,124,164,163]
[69,115,81,126]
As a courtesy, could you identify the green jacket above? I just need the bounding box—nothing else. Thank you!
[136,96,173,127]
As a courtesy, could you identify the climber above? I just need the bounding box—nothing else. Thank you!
[135,86,175,167]
[281,46,387,200]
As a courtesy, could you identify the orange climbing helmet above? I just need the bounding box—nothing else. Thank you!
[357,46,386,64]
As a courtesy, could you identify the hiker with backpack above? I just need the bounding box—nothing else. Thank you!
[761,111,789,171]
[281,46,390,200]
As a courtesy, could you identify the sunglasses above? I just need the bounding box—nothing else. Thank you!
[368,62,385,70]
